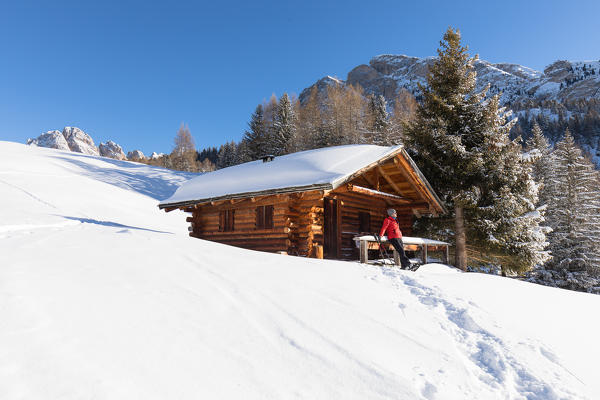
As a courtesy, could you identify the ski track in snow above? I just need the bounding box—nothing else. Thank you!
[0,177,59,210]
[379,268,581,399]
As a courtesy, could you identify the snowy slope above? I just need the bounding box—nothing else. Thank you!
[1,141,599,399]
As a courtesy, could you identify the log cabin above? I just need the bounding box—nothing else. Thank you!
[158,144,447,260]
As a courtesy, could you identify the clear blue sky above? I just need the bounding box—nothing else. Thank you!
[1,0,599,155]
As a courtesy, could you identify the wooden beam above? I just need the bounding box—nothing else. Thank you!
[377,165,405,198]
[393,157,422,197]
[346,184,411,204]
[360,171,378,189]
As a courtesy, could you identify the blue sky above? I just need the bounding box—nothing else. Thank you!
[1,0,599,155]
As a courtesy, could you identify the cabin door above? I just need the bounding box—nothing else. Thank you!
[323,197,341,259]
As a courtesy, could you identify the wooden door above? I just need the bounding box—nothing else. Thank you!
[324,197,341,259]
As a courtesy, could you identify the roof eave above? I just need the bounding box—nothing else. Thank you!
[399,147,448,215]
[158,183,333,210]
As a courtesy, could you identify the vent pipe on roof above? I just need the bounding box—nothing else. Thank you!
[262,155,275,163]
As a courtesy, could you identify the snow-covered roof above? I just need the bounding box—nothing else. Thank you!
[160,145,410,208]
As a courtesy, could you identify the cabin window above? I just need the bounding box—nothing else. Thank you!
[359,211,371,233]
[256,205,274,229]
[219,210,235,232]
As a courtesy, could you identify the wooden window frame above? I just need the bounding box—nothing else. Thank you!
[219,209,235,232]
[255,205,274,230]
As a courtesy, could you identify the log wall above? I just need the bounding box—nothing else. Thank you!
[185,188,413,260]
[189,195,292,253]
[333,191,413,259]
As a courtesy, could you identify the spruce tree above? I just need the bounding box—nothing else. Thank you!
[272,93,297,155]
[404,27,547,272]
[525,122,552,207]
[216,141,237,169]
[235,138,251,165]
[368,94,390,145]
[243,104,267,160]
[545,129,600,274]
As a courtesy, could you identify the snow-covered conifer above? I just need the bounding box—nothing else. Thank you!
[216,141,237,169]
[244,104,267,160]
[545,129,600,274]
[368,94,390,145]
[234,139,251,165]
[525,122,553,207]
[404,27,547,272]
[272,93,297,155]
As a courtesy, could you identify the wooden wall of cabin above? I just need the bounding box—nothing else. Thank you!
[333,192,413,260]
[185,190,327,257]
[188,196,292,253]
[183,190,413,261]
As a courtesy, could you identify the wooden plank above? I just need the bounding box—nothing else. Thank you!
[346,184,411,204]
[377,165,407,198]
[393,249,400,266]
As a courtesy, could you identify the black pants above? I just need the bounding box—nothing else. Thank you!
[389,238,411,269]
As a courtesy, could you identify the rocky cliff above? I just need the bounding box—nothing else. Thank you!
[300,55,600,106]
[99,140,127,160]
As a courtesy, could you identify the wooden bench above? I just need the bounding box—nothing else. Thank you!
[353,235,450,266]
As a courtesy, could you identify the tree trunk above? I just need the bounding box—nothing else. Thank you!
[455,205,467,271]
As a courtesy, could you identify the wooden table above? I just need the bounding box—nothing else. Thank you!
[353,235,450,265]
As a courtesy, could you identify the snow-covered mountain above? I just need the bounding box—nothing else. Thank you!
[300,55,600,105]
[1,141,599,399]
[28,127,132,161]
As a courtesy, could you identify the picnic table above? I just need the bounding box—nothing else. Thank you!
[353,235,450,266]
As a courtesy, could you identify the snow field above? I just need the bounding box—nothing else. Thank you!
[1,142,599,399]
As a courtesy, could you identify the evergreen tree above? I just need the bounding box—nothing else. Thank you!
[525,122,553,207]
[216,141,237,169]
[261,94,279,156]
[367,94,390,145]
[235,138,252,165]
[545,129,600,274]
[272,93,297,155]
[404,27,547,272]
[197,146,218,165]
[243,104,267,160]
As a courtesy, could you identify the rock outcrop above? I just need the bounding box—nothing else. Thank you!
[127,150,146,161]
[62,127,99,156]
[28,127,99,156]
[27,130,70,151]
[99,141,127,160]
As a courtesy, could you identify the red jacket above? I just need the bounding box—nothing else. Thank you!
[379,216,402,239]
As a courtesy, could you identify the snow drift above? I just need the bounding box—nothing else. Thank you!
[1,141,599,399]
